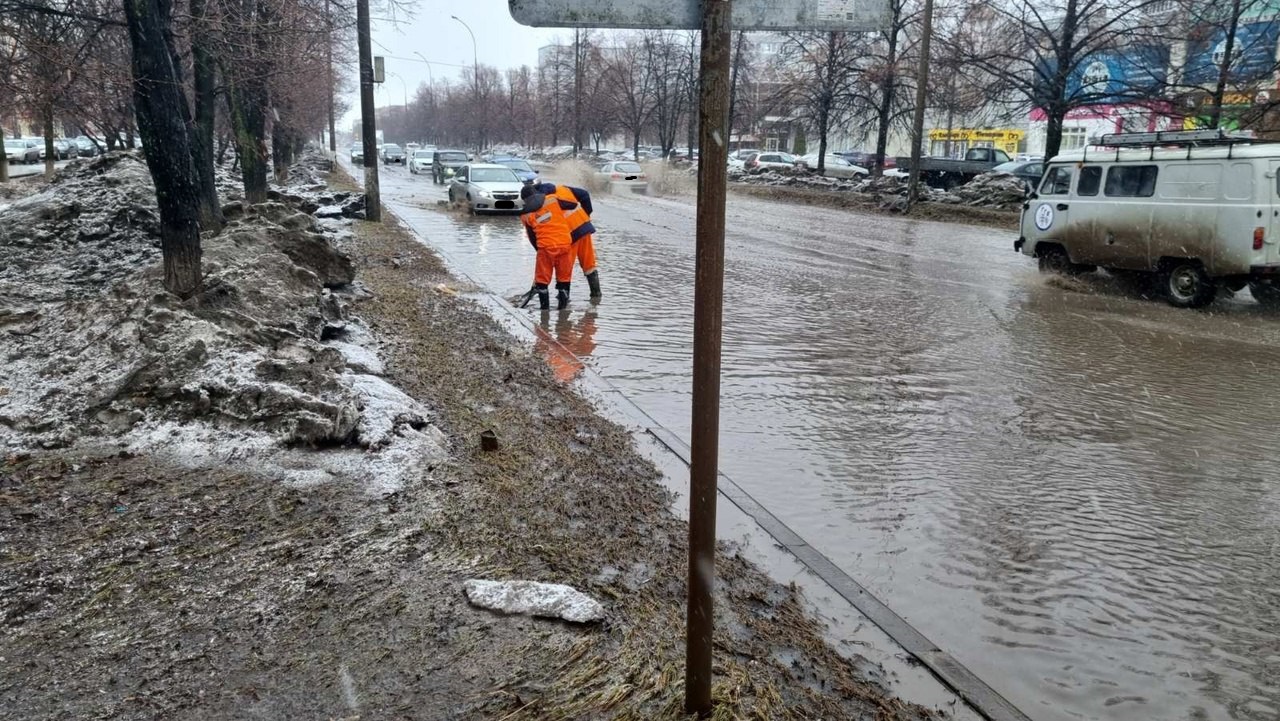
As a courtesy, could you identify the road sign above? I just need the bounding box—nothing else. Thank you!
[509,0,889,31]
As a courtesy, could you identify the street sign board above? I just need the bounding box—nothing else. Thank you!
[509,0,889,31]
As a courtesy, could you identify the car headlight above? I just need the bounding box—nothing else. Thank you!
[477,189,492,198]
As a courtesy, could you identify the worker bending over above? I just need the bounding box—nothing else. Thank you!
[533,181,600,299]
[519,184,581,309]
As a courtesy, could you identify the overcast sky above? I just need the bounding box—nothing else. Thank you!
[339,2,562,128]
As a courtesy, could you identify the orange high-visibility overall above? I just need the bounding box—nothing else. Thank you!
[521,193,576,288]
[550,185,598,274]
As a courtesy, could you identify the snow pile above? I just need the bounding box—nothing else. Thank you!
[944,171,1029,209]
[733,166,1028,209]
[0,149,445,493]
[463,579,606,623]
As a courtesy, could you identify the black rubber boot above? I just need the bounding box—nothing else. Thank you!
[556,281,571,310]
[536,287,550,310]
[586,270,602,299]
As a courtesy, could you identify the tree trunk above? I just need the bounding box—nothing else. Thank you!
[190,0,223,231]
[226,74,269,203]
[1044,106,1066,162]
[1209,0,1243,130]
[123,0,203,297]
[728,30,746,146]
[817,110,828,174]
[1045,0,1079,159]
[873,2,901,177]
[272,117,289,184]
[43,106,56,179]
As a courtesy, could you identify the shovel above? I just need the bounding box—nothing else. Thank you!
[515,286,538,308]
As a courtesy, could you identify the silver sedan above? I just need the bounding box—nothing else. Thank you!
[447,163,526,214]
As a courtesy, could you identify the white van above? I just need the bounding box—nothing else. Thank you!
[1015,129,1280,308]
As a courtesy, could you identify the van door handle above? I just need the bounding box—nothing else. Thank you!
[1056,203,1069,211]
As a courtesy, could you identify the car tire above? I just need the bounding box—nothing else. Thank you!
[1249,279,1280,309]
[1160,260,1216,309]
[1037,245,1093,275]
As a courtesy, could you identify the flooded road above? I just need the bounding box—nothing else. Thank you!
[360,162,1280,721]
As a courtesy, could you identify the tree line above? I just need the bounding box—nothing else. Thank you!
[2,0,357,295]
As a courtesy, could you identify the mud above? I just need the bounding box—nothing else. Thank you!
[0,156,937,720]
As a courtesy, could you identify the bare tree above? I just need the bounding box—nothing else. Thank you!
[771,31,869,172]
[961,0,1169,160]
[605,34,658,159]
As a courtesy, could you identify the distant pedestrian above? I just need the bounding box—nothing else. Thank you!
[519,184,581,309]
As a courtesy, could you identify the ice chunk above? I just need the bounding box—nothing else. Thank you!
[463,579,605,623]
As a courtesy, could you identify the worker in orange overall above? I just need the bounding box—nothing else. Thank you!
[519,184,581,310]
[533,181,600,299]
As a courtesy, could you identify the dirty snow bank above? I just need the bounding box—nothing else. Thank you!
[733,167,1029,209]
[0,149,444,492]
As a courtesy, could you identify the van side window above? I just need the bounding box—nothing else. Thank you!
[1105,165,1158,197]
[1040,166,1073,195]
[1077,166,1102,196]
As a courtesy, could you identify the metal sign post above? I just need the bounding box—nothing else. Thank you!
[510,1,885,716]
[357,0,381,221]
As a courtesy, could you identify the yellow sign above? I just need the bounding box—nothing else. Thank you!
[928,128,1025,154]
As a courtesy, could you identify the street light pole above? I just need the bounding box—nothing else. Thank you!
[413,52,436,144]
[451,15,482,150]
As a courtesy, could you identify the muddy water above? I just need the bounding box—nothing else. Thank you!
[369,164,1280,721]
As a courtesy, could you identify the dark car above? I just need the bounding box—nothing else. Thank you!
[380,143,406,165]
[432,149,469,185]
[991,160,1045,193]
[835,149,896,169]
[493,157,538,184]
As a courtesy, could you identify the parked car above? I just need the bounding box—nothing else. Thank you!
[836,150,896,169]
[728,148,761,171]
[408,149,433,175]
[493,157,539,184]
[796,153,869,179]
[432,149,469,184]
[405,142,420,155]
[595,160,649,194]
[5,138,39,164]
[351,143,364,162]
[744,151,796,173]
[380,143,406,164]
[895,146,1012,188]
[75,136,100,157]
[991,159,1045,193]
[447,163,525,214]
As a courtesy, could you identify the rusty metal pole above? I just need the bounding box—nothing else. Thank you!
[685,0,732,716]
[906,0,933,211]
[357,0,381,221]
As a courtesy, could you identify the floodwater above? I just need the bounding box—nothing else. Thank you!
[365,163,1280,721]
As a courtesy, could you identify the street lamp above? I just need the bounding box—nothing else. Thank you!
[386,69,408,110]
[450,15,479,91]
[451,15,482,150]
[411,51,435,88]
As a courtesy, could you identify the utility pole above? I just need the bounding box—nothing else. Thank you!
[685,0,732,715]
[906,0,934,210]
[356,0,381,221]
[325,0,336,153]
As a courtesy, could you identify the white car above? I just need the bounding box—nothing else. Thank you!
[743,151,796,173]
[796,153,869,179]
[408,150,433,175]
[447,163,525,214]
[595,160,649,194]
[5,138,39,164]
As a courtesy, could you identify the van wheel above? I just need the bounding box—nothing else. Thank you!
[1161,260,1216,308]
[1249,279,1280,308]
[1038,246,1093,275]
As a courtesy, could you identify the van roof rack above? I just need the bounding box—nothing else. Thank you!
[1089,129,1257,148]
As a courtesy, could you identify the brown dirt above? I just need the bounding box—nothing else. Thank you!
[0,165,939,721]
[730,183,1021,230]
